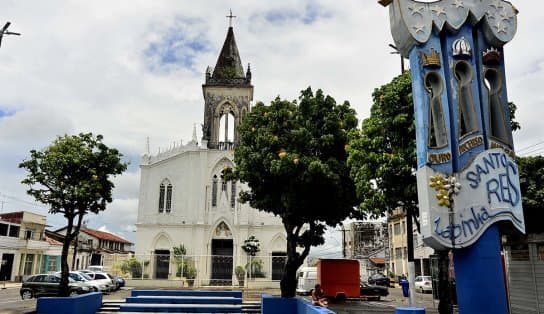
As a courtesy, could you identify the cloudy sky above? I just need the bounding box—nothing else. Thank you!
[1,1,542,257]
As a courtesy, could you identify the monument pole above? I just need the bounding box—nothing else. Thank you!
[380,1,523,313]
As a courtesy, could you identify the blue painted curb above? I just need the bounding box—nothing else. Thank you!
[131,289,242,298]
[125,296,243,304]
[395,306,426,314]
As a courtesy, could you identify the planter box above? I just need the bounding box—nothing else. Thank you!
[36,292,102,314]
[261,294,335,314]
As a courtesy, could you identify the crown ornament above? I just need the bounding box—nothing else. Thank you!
[482,47,501,65]
[452,36,472,58]
[421,48,441,68]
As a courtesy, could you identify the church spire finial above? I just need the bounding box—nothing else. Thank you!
[145,136,150,155]
[226,9,236,28]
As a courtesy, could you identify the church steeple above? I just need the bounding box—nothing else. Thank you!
[212,27,245,80]
[202,15,253,150]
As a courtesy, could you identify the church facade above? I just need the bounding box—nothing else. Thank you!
[135,24,286,285]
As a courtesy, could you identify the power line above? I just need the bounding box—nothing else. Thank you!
[518,147,544,157]
[0,193,48,209]
[516,140,544,153]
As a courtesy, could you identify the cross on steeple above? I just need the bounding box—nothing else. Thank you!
[226,9,236,27]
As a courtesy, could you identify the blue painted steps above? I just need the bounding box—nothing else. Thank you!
[99,290,261,313]
[126,296,242,304]
[119,303,243,313]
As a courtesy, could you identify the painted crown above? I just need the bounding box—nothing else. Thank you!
[483,47,501,65]
[421,48,441,68]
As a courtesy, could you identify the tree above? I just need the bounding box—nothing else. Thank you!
[19,133,127,296]
[517,155,544,234]
[227,88,359,297]
[347,72,417,222]
[241,235,261,256]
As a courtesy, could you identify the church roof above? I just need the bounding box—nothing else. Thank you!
[212,27,245,80]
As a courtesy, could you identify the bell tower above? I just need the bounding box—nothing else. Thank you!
[202,18,253,150]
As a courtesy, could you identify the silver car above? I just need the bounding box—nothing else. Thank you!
[80,271,115,292]
[57,271,109,293]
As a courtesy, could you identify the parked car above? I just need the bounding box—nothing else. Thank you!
[79,271,115,292]
[367,273,390,287]
[20,274,91,299]
[296,266,317,295]
[112,275,125,290]
[360,282,389,299]
[56,271,109,292]
[415,275,433,293]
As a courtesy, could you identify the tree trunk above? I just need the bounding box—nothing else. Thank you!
[71,236,78,270]
[59,218,74,297]
[280,222,308,298]
[280,258,299,298]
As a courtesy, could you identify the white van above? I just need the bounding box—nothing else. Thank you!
[296,266,317,295]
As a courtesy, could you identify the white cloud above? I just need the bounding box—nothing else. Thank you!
[1,1,543,246]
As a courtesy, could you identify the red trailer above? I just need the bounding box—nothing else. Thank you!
[317,259,360,302]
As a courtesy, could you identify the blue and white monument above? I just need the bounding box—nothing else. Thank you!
[382,0,523,313]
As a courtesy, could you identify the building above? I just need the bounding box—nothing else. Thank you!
[344,221,388,281]
[50,225,133,270]
[135,22,286,285]
[0,211,60,281]
[387,208,433,279]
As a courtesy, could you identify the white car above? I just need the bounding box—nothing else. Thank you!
[414,275,433,293]
[57,271,109,293]
[80,271,115,292]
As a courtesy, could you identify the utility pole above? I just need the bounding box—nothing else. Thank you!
[0,22,21,48]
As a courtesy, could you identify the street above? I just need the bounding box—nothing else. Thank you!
[0,285,440,314]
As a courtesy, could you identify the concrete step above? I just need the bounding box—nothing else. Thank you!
[126,296,242,304]
[131,290,242,298]
[118,303,244,313]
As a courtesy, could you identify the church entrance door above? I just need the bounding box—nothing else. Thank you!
[154,250,170,279]
[211,239,233,285]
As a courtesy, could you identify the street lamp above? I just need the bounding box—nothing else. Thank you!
[0,22,21,48]
[389,44,405,74]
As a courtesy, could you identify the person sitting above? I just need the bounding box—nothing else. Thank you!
[311,284,328,307]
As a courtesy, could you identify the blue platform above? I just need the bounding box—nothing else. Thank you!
[102,289,249,313]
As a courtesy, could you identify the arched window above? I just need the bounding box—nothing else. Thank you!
[212,175,218,207]
[158,179,172,213]
[166,184,172,213]
[158,184,165,213]
[221,175,227,191]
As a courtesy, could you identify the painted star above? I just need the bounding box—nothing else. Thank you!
[408,4,425,16]
[500,9,514,21]
[452,0,464,9]
[494,22,507,33]
[413,23,426,33]
[486,11,496,20]
[431,5,447,17]
[489,0,503,10]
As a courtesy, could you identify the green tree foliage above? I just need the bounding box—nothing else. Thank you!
[19,133,127,296]
[517,155,544,233]
[227,87,359,297]
[348,72,418,222]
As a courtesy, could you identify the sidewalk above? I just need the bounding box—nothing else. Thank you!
[0,281,22,289]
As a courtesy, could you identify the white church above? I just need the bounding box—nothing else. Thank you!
[135,23,286,285]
